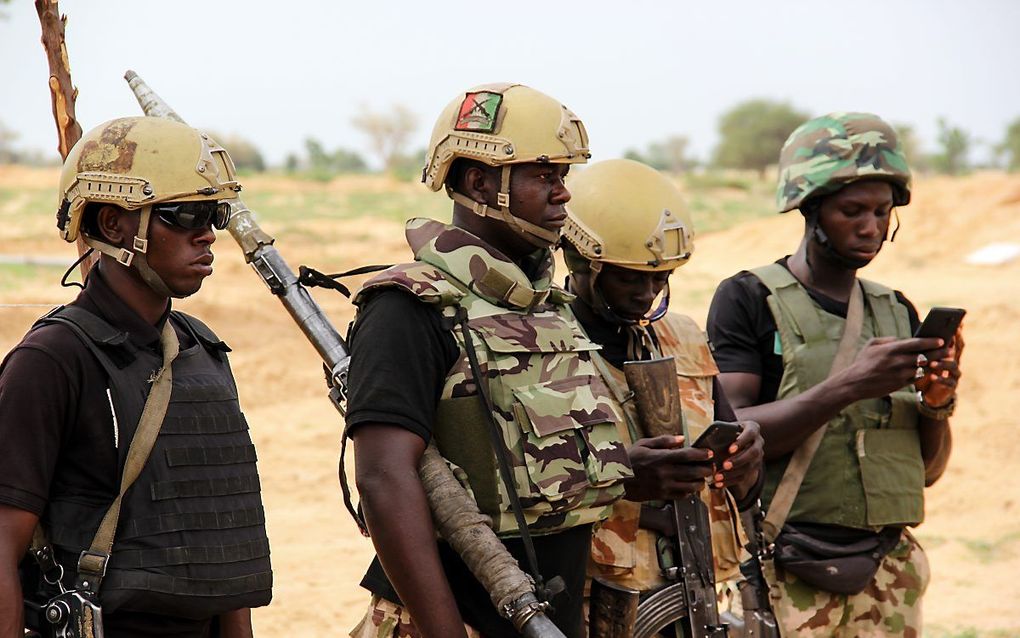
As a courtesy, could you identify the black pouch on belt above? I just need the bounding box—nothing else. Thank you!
[772,523,902,595]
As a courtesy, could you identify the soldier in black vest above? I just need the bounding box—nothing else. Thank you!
[0,117,272,637]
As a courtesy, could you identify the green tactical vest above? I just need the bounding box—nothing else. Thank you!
[753,263,924,529]
[354,218,632,537]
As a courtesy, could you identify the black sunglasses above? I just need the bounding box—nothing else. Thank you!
[153,201,232,231]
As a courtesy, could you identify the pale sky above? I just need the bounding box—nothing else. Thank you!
[2,0,1017,167]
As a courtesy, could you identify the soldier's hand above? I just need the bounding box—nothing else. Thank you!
[916,325,964,410]
[842,336,949,401]
[714,420,763,490]
[624,435,714,502]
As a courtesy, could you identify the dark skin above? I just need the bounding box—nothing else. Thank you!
[0,204,253,638]
[569,264,765,502]
[352,162,571,638]
[717,180,961,484]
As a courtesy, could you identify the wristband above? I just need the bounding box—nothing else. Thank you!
[916,390,956,420]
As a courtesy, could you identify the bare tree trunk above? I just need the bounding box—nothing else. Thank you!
[36,0,96,277]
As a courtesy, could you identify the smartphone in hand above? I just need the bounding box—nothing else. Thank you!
[914,307,966,343]
[692,421,743,467]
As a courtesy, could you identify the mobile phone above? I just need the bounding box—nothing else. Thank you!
[914,307,966,343]
[692,421,743,464]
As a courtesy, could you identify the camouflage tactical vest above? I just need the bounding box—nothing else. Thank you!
[588,313,746,592]
[354,219,632,536]
[753,264,924,529]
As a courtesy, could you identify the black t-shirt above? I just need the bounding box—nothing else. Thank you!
[344,289,592,638]
[0,267,213,637]
[706,257,921,404]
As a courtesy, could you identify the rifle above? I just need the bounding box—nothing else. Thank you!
[123,72,564,638]
[727,507,780,638]
[622,357,729,638]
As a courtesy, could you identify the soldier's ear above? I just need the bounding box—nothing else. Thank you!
[96,205,138,247]
[461,165,493,206]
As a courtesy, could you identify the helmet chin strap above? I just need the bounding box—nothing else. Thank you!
[446,165,561,249]
[808,214,875,271]
[82,205,181,299]
[586,261,671,327]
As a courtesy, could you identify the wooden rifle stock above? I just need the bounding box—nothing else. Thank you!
[622,357,728,638]
[623,357,685,439]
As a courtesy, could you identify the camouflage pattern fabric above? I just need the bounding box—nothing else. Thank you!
[776,112,912,214]
[354,218,631,536]
[588,313,747,592]
[761,530,929,637]
[349,596,484,638]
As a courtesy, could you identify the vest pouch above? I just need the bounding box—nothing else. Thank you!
[512,375,631,502]
[857,428,925,526]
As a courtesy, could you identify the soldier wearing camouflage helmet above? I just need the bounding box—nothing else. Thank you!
[345,84,638,638]
[0,117,272,636]
[560,159,765,629]
[707,112,963,636]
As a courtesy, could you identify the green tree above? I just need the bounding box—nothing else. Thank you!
[892,122,929,173]
[930,117,970,175]
[206,131,266,172]
[0,120,19,164]
[712,99,809,174]
[997,117,1020,172]
[352,104,418,174]
[624,135,697,173]
[301,137,367,179]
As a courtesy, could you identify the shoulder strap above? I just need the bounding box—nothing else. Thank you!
[31,320,181,595]
[762,280,864,542]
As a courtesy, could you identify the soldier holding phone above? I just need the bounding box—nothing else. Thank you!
[559,159,764,634]
[707,112,963,637]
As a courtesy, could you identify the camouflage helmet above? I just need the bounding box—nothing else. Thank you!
[57,117,240,296]
[563,159,694,272]
[776,112,911,214]
[423,83,590,247]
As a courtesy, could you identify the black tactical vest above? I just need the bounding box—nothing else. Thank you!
[35,306,272,618]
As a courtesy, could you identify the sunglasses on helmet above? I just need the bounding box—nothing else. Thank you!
[153,201,232,231]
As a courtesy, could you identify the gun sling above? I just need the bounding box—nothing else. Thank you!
[454,307,558,601]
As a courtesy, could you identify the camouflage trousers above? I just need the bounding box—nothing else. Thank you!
[349,596,484,638]
[762,530,930,638]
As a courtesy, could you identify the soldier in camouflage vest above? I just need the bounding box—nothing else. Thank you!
[345,85,636,638]
[707,112,964,637]
[559,159,764,626]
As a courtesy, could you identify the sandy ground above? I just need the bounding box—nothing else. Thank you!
[1,168,1018,636]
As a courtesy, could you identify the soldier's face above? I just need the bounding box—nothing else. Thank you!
[816,180,895,264]
[142,205,218,297]
[508,163,572,237]
[596,264,673,321]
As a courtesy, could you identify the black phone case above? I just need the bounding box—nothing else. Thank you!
[692,421,742,459]
[914,307,966,342]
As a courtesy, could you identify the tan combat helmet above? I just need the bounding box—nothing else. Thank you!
[58,116,240,296]
[422,83,590,248]
[563,159,694,324]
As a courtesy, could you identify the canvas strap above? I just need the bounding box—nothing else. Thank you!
[31,320,180,594]
[762,281,864,543]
